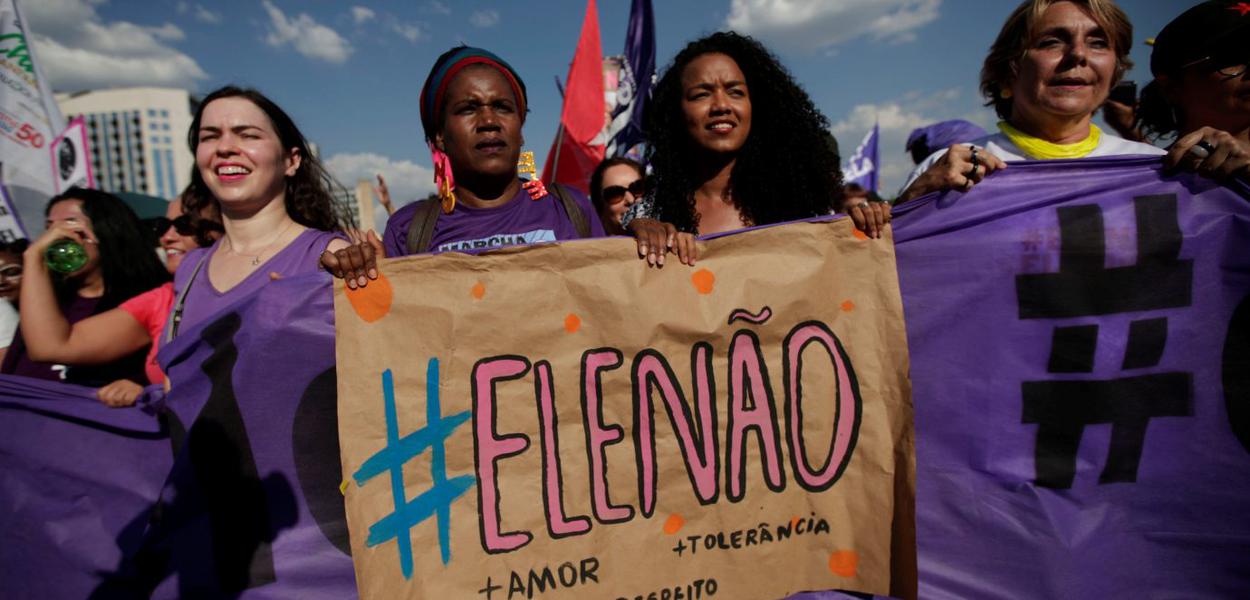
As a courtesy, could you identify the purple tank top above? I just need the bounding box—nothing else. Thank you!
[171,228,340,335]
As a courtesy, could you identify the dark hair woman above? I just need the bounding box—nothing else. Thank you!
[323,46,603,289]
[17,193,223,406]
[625,32,886,267]
[170,85,354,336]
[5,188,169,386]
[589,157,646,235]
[1137,0,1250,180]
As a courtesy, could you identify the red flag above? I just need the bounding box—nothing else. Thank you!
[541,0,604,193]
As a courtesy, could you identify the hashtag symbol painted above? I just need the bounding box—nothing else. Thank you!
[353,358,474,578]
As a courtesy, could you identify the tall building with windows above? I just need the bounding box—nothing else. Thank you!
[54,87,196,199]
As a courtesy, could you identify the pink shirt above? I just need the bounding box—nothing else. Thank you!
[120,282,174,384]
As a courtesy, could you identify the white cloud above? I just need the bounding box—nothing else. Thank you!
[262,0,353,64]
[469,9,500,28]
[726,0,941,52]
[830,87,997,194]
[23,0,208,90]
[351,6,376,25]
[324,153,437,232]
[423,1,452,15]
[832,104,931,138]
[178,2,222,24]
[389,21,424,43]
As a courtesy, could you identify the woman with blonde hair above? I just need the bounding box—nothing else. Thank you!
[899,0,1163,201]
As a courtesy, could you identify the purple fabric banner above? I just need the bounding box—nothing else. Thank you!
[0,376,170,599]
[0,273,356,598]
[125,271,356,599]
[892,156,1250,598]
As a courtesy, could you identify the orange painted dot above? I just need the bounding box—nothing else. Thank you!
[564,313,581,333]
[691,268,715,295]
[345,272,393,323]
[471,281,486,300]
[828,550,859,577]
[662,513,685,535]
[852,228,869,241]
[791,516,801,529]
[840,300,855,312]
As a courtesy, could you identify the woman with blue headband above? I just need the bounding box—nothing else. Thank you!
[323,46,603,288]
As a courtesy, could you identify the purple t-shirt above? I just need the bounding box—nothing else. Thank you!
[170,228,341,335]
[1,294,148,385]
[382,183,604,256]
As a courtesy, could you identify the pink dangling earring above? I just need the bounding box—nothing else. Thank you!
[430,143,457,213]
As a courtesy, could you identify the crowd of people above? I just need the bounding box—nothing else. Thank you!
[0,0,1246,408]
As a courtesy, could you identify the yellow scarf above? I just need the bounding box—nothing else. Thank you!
[998,121,1101,159]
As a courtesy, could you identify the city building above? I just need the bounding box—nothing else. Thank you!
[54,87,196,200]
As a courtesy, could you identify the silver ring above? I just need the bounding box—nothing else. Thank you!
[1190,140,1216,159]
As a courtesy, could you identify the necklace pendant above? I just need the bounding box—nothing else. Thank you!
[251,257,261,266]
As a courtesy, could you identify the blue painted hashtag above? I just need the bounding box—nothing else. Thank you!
[353,359,474,577]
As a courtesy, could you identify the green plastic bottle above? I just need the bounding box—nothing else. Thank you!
[45,238,87,274]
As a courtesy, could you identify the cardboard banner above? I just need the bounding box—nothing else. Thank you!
[893,156,1250,597]
[335,220,917,599]
[0,376,171,599]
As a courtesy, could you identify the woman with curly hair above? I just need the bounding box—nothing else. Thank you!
[626,31,888,267]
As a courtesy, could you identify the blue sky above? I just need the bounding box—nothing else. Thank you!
[26,0,1192,217]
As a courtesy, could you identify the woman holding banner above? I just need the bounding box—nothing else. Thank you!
[1138,0,1250,179]
[898,0,1164,202]
[623,32,888,268]
[169,86,355,334]
[322,46,603,289]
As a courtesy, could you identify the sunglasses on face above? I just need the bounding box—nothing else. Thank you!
[602,179,646,204]
[153,215,197,237]
[1182,45,1250,79]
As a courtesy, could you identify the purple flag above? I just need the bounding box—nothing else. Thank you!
[904,119,987,163]
[606,0,654,157]
[0,376,171,599]
[893,156,1250,597]
[843,124,879,193]
[106,272,355,598]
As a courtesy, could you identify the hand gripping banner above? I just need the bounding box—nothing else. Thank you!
[0,377,171,599]
[893,156,1250,598]
[335,221,918,599]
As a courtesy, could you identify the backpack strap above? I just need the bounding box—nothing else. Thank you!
[548,183,592,239]
[163,252,209,343]
[404,199,442,255]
